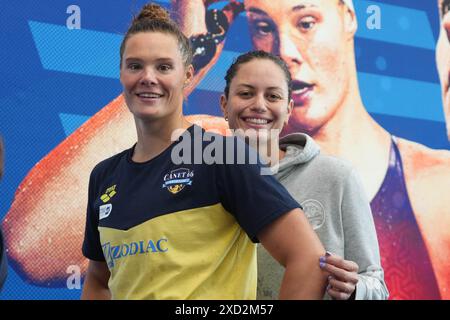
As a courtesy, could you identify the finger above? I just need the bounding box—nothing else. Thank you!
[328,276,356,295]
[327,286,351,300]
[322,263,359,284]
[324,253,359,273]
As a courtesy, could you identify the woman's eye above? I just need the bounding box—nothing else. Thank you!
[297,16,316,31]
[239,91,252,98]
[250,20,275,37]
[268,94,282,101]
[158,64,172,72]
[127,63,141,70]
[256,21,274,35]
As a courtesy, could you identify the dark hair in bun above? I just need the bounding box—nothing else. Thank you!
[133,3,170,23]
[120,3,193,67]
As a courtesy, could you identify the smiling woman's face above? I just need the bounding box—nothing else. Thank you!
[221,58,292,143]
[120,32,192,122]
[244,0,355,134]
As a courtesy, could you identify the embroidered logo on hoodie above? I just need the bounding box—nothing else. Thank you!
[301,199,325,230]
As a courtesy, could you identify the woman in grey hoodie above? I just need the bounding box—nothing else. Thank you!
[220,50,388,300]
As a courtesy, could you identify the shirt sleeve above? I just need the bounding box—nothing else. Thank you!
[341,168,389,300]
[82,166,106,262]
[216,137,301,243]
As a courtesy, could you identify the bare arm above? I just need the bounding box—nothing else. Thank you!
[259,209,327,299]
[81,260,111,300]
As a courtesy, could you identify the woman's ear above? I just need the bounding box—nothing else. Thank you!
[183,64,195,98]
[284,99,294,127]
[343,4,358,39]
[220,94,228,120]
[184,64,194,87]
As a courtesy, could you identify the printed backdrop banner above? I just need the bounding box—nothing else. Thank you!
[0,0,449,300]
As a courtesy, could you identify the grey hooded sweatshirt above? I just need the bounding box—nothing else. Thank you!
[257,133,389,300]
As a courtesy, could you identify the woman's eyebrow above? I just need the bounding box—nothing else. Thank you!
[247,7,269,16]
[292,4,318,13]
[247,4,318,16]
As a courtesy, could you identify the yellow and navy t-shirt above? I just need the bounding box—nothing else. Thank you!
[82,125,300,299]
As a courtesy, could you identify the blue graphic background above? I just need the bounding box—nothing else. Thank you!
[0,0,449,299]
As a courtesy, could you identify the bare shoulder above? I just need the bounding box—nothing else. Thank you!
[396,137,450,220]
[396,139,450,296]
[397,138,450,182]
[186,114,229,135]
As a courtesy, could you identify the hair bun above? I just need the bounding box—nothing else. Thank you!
[134,3,171,23]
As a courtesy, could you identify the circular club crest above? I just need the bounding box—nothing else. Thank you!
[300,199,325,230]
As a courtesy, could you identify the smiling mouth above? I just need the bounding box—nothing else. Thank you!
[136,92,164,98]
[240,117,273,128]
[244,117,271,124]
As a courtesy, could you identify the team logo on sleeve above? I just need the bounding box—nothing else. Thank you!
[98,185,116,220]
[100,184,117,203]
[99,204,112,220]
[162,168,194,194]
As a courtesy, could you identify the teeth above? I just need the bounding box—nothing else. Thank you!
[245,118,269,125]
[138,93,162,98]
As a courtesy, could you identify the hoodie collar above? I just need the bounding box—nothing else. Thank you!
[271,133,320,175]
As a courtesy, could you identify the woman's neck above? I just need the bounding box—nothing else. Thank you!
[313,91,389,159]
[311,93,391,201]
[132,113,191,163]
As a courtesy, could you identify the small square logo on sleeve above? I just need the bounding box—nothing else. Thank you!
[99,203,112,220]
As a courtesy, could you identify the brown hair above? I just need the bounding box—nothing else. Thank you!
[224,50,292,100]
[119,3,193,67]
